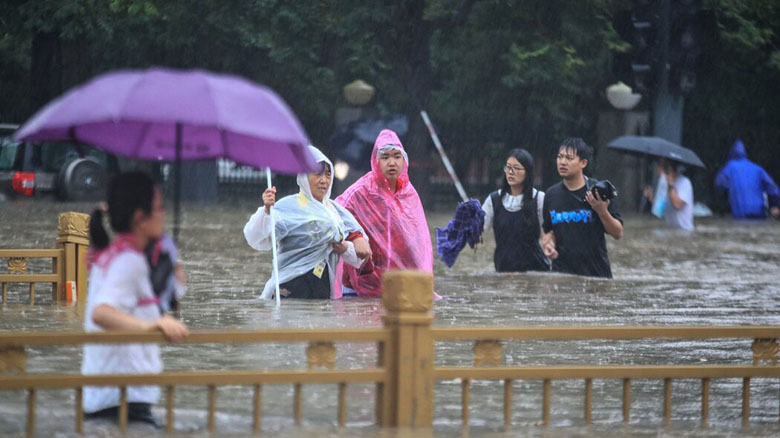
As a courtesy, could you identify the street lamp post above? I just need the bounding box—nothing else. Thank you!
[596,82,651,212]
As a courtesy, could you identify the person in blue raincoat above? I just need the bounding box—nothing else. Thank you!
[715,140,780,219]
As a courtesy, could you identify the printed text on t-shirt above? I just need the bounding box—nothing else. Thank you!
[549,209,592,225]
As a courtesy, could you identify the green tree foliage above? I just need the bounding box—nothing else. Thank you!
[1,0,778,201]
[687,0,780,195]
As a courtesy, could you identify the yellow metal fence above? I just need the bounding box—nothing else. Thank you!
[0,329,389,435]
[2,213,780,435]
[0,249,63,305]
[0,212,89,311]
[432,326,780,428]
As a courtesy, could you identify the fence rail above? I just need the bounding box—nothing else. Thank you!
[2,233,780,436]
[0,327,390,436]
[0,328,389,346]
[431,325,780,340]
[0,212,89,309]
[431,325,780,428]
[0,249,63,305]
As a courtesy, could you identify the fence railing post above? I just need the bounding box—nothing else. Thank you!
[380,270,434,427]
[56,212,90,315]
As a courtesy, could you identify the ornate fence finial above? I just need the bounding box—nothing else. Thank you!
[57,212,90,245]
[381,270,434,313]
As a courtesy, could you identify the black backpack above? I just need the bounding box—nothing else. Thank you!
[144,239,178,312]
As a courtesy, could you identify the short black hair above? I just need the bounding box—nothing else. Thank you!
[558,137,591,161]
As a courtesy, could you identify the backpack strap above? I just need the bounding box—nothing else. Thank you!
[490,190,502,217]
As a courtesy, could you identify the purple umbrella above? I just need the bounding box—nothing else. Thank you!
[15,68,318,242]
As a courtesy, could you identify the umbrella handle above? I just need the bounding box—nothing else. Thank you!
[266,168,281,307]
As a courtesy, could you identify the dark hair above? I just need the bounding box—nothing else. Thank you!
[89,172,157,250]
[558,137,591,162]
[500,148,540,238]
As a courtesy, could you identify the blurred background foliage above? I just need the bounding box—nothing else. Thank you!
[0,0,778,198]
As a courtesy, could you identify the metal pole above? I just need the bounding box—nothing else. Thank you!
[420,111,469,202]
[174,123,182,243]
[266,168,281,306]
[653,0,684,144]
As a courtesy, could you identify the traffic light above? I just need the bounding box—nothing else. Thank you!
[628,0,660,95]
[668,0,701,95]
[612,1,661,96]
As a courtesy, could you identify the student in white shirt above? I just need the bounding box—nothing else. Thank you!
[481,148,550,272]
[82,172,188,427]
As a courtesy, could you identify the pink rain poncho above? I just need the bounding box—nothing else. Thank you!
[335,129,433,297]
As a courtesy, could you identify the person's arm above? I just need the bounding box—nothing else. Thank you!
[536,191,545,237]
[666,177,687,210]
[482,195,494,232]
[585,191,623,239]
[243,208,273,250]
[244,187,286,250]
[339,241,364,268]
[351,236,371,260]
[642,185,654,203]
[541,231,558,260]
[541,192,558,258]
[94,253,189,342]
[760,168,780,214]
[92,304,189,342]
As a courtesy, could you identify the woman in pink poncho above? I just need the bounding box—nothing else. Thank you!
[335,129,433,297]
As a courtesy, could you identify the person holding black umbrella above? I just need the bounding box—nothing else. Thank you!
[642,158,695,231]
[541,138,623,279]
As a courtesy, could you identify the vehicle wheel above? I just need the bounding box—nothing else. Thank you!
[58,158,107,201]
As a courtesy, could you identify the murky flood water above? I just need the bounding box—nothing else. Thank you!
[2,199,780,437]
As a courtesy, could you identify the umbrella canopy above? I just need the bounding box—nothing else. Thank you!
[15,68,318,241]
[15,68,318,174]
[607,135,705,169]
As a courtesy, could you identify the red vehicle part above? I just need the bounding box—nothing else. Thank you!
[11,171,35,196]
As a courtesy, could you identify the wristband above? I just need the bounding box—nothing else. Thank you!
[346,231,363,241]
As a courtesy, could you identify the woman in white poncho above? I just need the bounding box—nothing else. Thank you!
[244,146,371,299]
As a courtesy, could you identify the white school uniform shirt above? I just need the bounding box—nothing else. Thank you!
[81,250,162,413]
[481,188,545,235]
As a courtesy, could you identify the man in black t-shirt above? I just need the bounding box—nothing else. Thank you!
[542,138,623,278]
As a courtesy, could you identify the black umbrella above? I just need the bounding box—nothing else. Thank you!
[607,135,706,168]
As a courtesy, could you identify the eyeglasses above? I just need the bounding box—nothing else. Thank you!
[504,164,525,174]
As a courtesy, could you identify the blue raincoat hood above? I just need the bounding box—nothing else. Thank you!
[728,139,747,160]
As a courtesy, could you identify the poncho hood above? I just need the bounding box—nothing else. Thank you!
[728,139,747,160]
[297,145,334,203]
[370,129,409,192]
[335,129,433,298]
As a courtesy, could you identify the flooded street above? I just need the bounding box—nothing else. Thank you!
[2,199,780,437]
